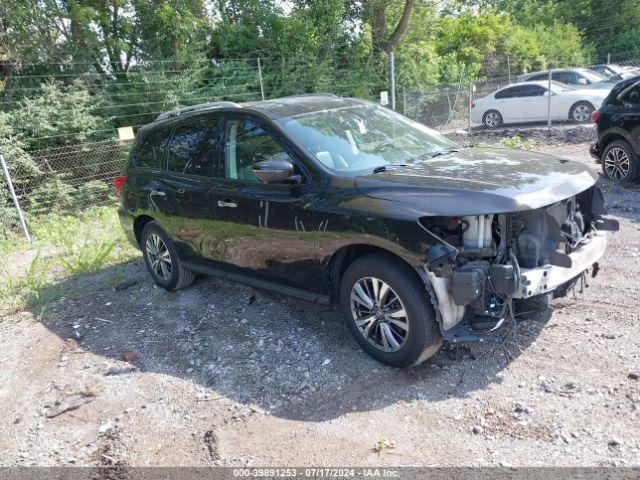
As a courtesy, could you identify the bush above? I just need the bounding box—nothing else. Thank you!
[28,179,76,215]
[8,81,106,150]
[72,180,111,209]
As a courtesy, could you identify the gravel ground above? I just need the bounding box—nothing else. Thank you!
[0,127,639,468]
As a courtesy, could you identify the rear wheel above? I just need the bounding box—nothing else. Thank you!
[569,101,594,123]
[602,140,638,183]
[483,110,503,128]
[339,253,442,367]
[141,222,195,291]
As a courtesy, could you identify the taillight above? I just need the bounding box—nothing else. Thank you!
[591,111,601,122]
[113,175,127,197]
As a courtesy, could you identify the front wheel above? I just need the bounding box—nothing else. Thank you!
[141,221,196,291]
[339,253,442,367]
[569,101,594,123]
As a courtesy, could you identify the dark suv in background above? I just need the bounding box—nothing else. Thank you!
[116,94,613,367]
[591,76,640,182]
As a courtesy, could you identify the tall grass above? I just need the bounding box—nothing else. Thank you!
[0,205,139,311]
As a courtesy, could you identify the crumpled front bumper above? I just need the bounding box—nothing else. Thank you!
[514,231,607,298]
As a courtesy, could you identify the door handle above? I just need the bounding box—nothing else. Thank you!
[150,189,166,197]
[217,199,238,208]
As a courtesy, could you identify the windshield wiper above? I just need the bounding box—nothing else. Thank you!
[372,163,407,173]
[428,148,459,158]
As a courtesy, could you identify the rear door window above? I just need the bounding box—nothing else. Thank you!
[622,84,640,105]
[131,126,172,169]
[521,85,546,97]
[166,115,221,176]
[495,87,520,99]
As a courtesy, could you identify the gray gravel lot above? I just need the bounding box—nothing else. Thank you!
[0,127,639,468]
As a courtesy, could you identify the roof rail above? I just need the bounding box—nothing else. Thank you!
[279,93,339,99]
[155,101,240,121]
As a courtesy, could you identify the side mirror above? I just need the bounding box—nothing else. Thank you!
[252,153,298,184]
[578,78,588,85]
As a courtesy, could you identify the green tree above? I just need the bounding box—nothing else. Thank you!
[9,81,105,150]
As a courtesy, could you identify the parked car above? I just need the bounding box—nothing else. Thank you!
[115,95,615,367]
[517,68,614,90]
[471,81,609,127]
[587,64,640,81]
[590,76,640,183]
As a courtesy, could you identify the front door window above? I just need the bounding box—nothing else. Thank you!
[224,119,287,181]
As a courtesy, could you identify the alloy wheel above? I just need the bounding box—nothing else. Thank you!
[604,147,630,181]
[572,104,592,122]
[145,233,173,280]
[484,112,501,128]
[350,277,409,352]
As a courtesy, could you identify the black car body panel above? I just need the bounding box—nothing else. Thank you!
[355,147,597,216]
[119,95,613,338]
[591,76,640,167]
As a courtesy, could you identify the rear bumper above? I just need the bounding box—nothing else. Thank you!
[117,206,139,249]
[514,231,606,298]
[590,142,602,163]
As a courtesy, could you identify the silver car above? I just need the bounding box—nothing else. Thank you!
[517,68,614,89]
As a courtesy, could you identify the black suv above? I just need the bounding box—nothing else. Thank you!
[590,76,640,182]
[117,94,613,367]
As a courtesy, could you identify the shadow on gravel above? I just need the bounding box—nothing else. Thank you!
[34,259,553,422]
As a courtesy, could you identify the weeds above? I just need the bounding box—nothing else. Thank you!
[0,249,52,309]
[60,239,117,276]
[0,205,139,312]
[499,135,538,150]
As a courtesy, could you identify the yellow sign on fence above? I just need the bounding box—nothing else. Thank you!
[117,126,135,141]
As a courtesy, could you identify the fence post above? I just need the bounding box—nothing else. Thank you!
[468,78,473,136]
[389,51,396,111]
[257,58,265,101]
[507,55,511,83]
[0,154,31,241]
[402,86,406,116]
[607,52,611,64]
[547,69,552,129]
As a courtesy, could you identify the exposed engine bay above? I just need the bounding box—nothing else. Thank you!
[419,185,618,336]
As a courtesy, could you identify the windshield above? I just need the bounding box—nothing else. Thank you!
[276,103,457,172]
[580,70,607,83]
[550,81,571,92]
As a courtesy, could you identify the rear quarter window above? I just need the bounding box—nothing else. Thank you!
[130,125,172,169]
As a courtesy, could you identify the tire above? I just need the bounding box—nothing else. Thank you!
[482,110,503,128]
[569,101,594,124]
[339,253,442,367]
[601,139,639,183]
[141,221,195,291]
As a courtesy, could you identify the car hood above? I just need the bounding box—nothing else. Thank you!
[354,147,598,216]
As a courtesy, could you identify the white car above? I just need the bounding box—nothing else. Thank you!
[471,81,610,128]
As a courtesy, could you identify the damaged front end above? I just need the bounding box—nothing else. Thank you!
[419,185,618,341]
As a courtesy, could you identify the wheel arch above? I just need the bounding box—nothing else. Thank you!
[133,214,156,247]
[324,243,426,305]
[600,131,636,153]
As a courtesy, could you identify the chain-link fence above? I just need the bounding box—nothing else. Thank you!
[2,54,639,241]
[0,139,132,239]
